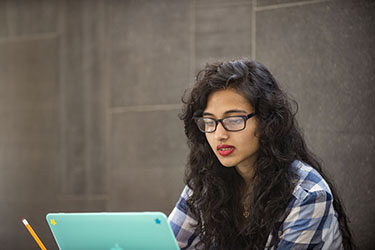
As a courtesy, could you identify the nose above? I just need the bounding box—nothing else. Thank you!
[214,121,229,141]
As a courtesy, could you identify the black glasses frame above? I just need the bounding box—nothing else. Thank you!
[194,112,256,133]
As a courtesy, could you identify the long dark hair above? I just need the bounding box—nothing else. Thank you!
[179,59,354,250]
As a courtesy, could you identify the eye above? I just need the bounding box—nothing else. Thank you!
[227,117,243,124]
[204,118,216,127]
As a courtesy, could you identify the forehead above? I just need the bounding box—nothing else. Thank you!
[204,88,253,114]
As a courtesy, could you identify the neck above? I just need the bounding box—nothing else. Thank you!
[237,167,254,187]
[235,161,256,188]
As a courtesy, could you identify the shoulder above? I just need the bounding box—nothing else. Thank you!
[281,160,338,237]
[273,161,343,248]
[289,160,333,202]
[168,185,200,249]
[170,185,193,216]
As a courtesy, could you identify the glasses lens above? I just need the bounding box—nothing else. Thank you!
[196,118,216,132]
[223,117,245,131]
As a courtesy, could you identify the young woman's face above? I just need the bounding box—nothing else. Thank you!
[203,88,260,171]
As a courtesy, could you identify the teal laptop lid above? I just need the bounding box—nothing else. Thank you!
[46,212,179,250]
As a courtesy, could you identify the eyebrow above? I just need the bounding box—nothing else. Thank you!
[202,109,248,116]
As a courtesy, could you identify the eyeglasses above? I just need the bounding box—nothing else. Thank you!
[194,113,255,133]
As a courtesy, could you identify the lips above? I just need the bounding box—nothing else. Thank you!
[217,144,235,156]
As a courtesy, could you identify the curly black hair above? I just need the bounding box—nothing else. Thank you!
[179,59,354,250]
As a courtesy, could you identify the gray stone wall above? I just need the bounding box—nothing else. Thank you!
[0,0,373,249]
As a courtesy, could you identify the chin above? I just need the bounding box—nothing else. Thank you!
[217,158,237,168]
[221,164,235,168]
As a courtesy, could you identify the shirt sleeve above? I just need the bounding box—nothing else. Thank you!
[276,190,343,250]
[168,185,200,250]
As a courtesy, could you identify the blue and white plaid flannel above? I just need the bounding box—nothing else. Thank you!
[168,160,343,250]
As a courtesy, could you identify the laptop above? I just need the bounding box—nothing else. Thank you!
[46,212,180,250]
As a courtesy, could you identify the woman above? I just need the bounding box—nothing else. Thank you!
[168,59,354,250]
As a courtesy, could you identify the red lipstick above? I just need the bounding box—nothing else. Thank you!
[217,144,235,156]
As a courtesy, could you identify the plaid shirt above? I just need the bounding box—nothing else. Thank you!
[168,160,343,250]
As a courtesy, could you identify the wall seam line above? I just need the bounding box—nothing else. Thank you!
[105,0,114,211]
[83,0,91,197]
[58,0,68,196]
[190,0,196,79]
[0,33,59,43]
[111,104,182,114]
[251,0,256,60]
[255,0,332,11]
[197,1,252,8]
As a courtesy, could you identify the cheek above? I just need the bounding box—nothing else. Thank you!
[239,130,259,149]
[205,133,211,145]
[205,134,215,149]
